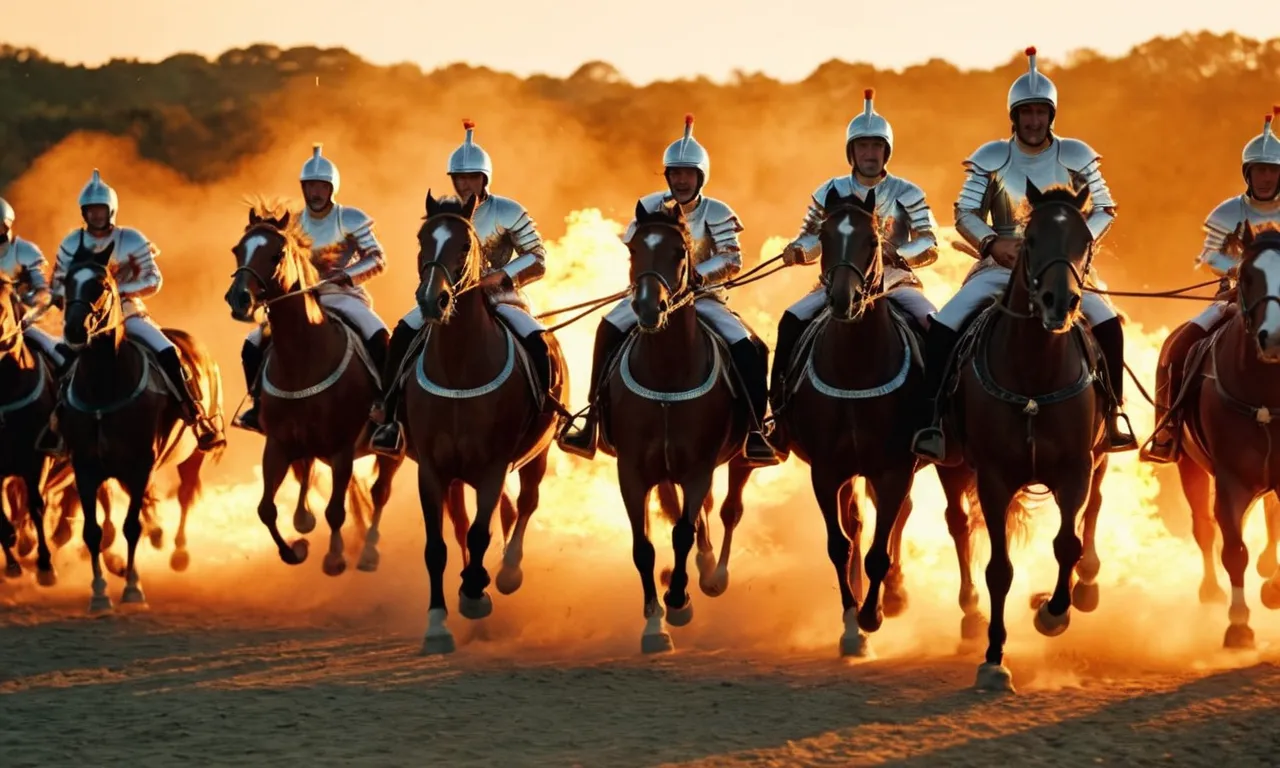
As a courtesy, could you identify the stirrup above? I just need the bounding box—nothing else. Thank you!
[233,405,264,434]
[557,419,598,460]
[194,418,227,451]
[1106,410,1138,453]
[370,422,405,457]
[743,431,781,467]
[911,426,950,464]
[35,424,67,458]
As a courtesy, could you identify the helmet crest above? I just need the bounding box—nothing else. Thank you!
[662,112,711,191]
[299,142,341,198]
[845,87,895,166]
[448,118,494,186]
[1242,110,1280,185]
[78,168,119,226]
[1007,44,1058,118]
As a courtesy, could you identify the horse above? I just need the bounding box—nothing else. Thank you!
[225,202,402,577]
[772,187,979,657]
[1167,223,1280,649]
[58,239,225,612]
[400,192,568,654]
[939,180,1112,692]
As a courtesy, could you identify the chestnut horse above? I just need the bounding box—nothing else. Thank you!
[773,187,978,657]
[58,240,225,612]
[602,198,757,654]
[403,193,568,654]
[226,203,401,576]
[940,181,1112,692]
[1169,224,1280,649]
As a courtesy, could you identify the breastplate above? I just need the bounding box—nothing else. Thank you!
[988,148,1082,236]
[301,209,355,269]
[0,241,20,280]
[472,198,513,270]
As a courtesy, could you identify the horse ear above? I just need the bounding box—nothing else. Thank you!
[1025,177,1044,205]
[94,242,114,266]
[823,186,842,212]
[1242,220,1256,247]
[425,189,438,216]
[461,192,478,220]
[278,211,291,230]
[634,199,648,224]
[249,208,262,226]
[1073,184,1089,211]
[861,187,877,213]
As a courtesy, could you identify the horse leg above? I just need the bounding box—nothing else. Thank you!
[937,465,986,644]
[169,450,205,573]
[358,453,403,573]
[141,488,163,550]
[496,449,549,595]
[973,473,1017,693]
[51,483,76,548]
[75,466,111,613]
[1215,476,1260,649]
[257,442,308,566]
[882,493,914,618]
[321,448,356,577]
[812,466,864,657]
[419,465,455,655]
[1176,455,1224,604]
[25,455,55,586]
[1031,468,1090,638]
[8,479,35,560]
[119,468,153,605]
[446,481,471,569]
[291,459,317,535]
[498,489,517,542]
[839,481,863,604]
[663,468,712,629]
[458,465,506,620]
[98,485,125,578]
[618,464,664,654]
[1071,456,1107,612]
[1258,492,1280,579]
[0,483,20,578]
[859,467,914,633]
[695,489,717,595]
[706,456,752,598]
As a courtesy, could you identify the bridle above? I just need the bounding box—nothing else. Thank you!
[821,203,884,320]
[417,212,484,299]
[630,220,697,328]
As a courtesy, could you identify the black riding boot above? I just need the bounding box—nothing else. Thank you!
[234,339,265,434]
[911,322,961,464]
[557,321,627,460]
[157,347,225,452]
[370,321,419,456]
[1092,317,1138,452]
[770,312,810,408]
[1142,322,1210,464]
[730,338,780,467]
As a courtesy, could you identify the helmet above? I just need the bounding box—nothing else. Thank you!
[299,143,341,198]
[447,119,493,186]
[1242,107,1280,184]
[0,197,13,229]
[845,88,895,165]
[663,114,711,190]
[1007,46,1058,120]
[78,168,119,226]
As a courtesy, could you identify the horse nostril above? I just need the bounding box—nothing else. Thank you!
[657,299,669,315]
[1042,291,1055,308]
[1260,329,1270,347]
[1068,294,1080,312]
[437,291,451,312]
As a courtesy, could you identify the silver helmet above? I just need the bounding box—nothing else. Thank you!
[300,143,341,198]
[845,88,895,164]
[1007,46,1058,120]
[78,168,119,226]
[663,114,711,190]
[0,197,13,230]
[447,119,493,186]
[1242,108,1280,183]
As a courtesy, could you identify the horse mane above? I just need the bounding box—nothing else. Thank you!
[1014,183,1094,228]
[1243,222,1280,260]
[242,195,322,287]
[420,194,484,288]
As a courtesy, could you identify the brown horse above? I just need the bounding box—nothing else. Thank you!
[940,180,1111,692]
[403,192,568,654]
[57,239,225,611]
[226,203,402,576]
[598,198,757,654]
[773,187,978,657]
[1168,224,1280,649]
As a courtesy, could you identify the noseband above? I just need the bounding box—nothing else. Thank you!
[821,204,883,318]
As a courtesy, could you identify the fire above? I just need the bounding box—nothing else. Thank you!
[7,210,1280,678]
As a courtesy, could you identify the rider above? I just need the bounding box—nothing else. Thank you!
[557,114,780,467]
[911,46,1137,463]
[235,144,390,434]
[48,169,225,452]
[1143,110,1280,464]
[0,197,68,374]
[774,88,940,415]
[368,120,552,456]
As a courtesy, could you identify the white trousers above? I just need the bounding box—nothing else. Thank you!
[1191,300,1230,331]
[399,299,545,338]
[24,326,64,365]
[931,265,1118,331]
[604,296,752,344]
[783,285,937,327]
[125,315,174,354]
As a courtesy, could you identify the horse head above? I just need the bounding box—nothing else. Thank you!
[227,204,317,323]
[416,190,481,325]
[62,235,120,350]
[1236,222,1280,362]
[818,186,882,322]
[628,198,694,332]
[1019,179,1093,333]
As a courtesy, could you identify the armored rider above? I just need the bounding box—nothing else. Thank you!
[235,144,390,433]
[368,120,553,456]
[0,197,68,374]
[773,88,940,418]
[912,46,1137,463]
[557,114,780,467]
[48,169,225,453]
[1143,109,1280,464]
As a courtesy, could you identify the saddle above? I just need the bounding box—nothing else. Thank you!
[1164,308,1239,453]
[256,310,381,392]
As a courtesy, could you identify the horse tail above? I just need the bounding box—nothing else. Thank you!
[162,327,227,465]
[961,478,1034,549]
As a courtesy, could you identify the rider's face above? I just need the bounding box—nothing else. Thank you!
[82,204,110,230]
[851,138,888,178]
[665,167,700,204]
[0,223,9,242]
[301,180,334,212]
[451,173,486,201]
[1015,103,1053,147]
[1249,164,1280,201]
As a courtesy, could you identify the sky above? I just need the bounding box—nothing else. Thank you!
[8,0,1279,84]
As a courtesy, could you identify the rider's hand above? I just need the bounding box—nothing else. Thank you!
[988,237,1022,268]
[781,244,804,267]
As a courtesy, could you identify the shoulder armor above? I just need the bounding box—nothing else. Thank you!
[964,140,1012,173]
[1205,196,1246,237]
[638,190,669,214]
[487,194,530,226]
[115,227,156,259]
[890,177,927,209]
[700,196,742,228]
[57,229,84,257]
[1055,137,1102,172]
[13,239,46,268]
[337,205,374,235]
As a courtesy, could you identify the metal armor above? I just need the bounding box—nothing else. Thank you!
[1197,195,1280,275]
[846,89,894,162]
[0,236,50,303]
[300,144,341,197]
[790,174,939,271]
[0,197,14,230]
[664,114,712,193]
[78,169,119,226]
[52,227,161,316]
[1008,47,1058,117]
[623,192,743,290]
[473,194,546,291]
[448,120,494,186]
[955,136,1117,251]
[300,204,385,292]
[1242,111,1280,183]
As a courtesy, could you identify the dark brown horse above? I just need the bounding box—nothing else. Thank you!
[941,180,1111,692]
[58,239,224,612]
[226,203,401,576]
[598,198,757,654]
[773,187,978,657]
[1168,224,1280,649]
[403,192,568,654]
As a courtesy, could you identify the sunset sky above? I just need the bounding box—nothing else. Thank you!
[10,0,1277,84]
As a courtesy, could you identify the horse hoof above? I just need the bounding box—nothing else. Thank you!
[1199,581,1228,605]
[1224,623,1256,650]
[960,612,989,642]
[974,662,1016,693]
[421,631,457,656]
[495,564,523,595]
[357,548,380,573]
[840,631,871,658]
[700,565,729,598]
[322,554,347,577]
[4,561,21,578]
[642,631,674,654]
[37,568,57,588]
[148,528,164,550]
[665,599,694,628]
[294,510,317,535]
[458,591,493,620]
[1033,601,1071,637]
[283,539,309,565]
[170,549,191,573]
[122,586,147,605]
[89,594,113,614]
[882,587,909,618]
[856,604,884,633]
[1260,580,1280,610]
[1072,581,1100,613]
[104,553,126,577]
